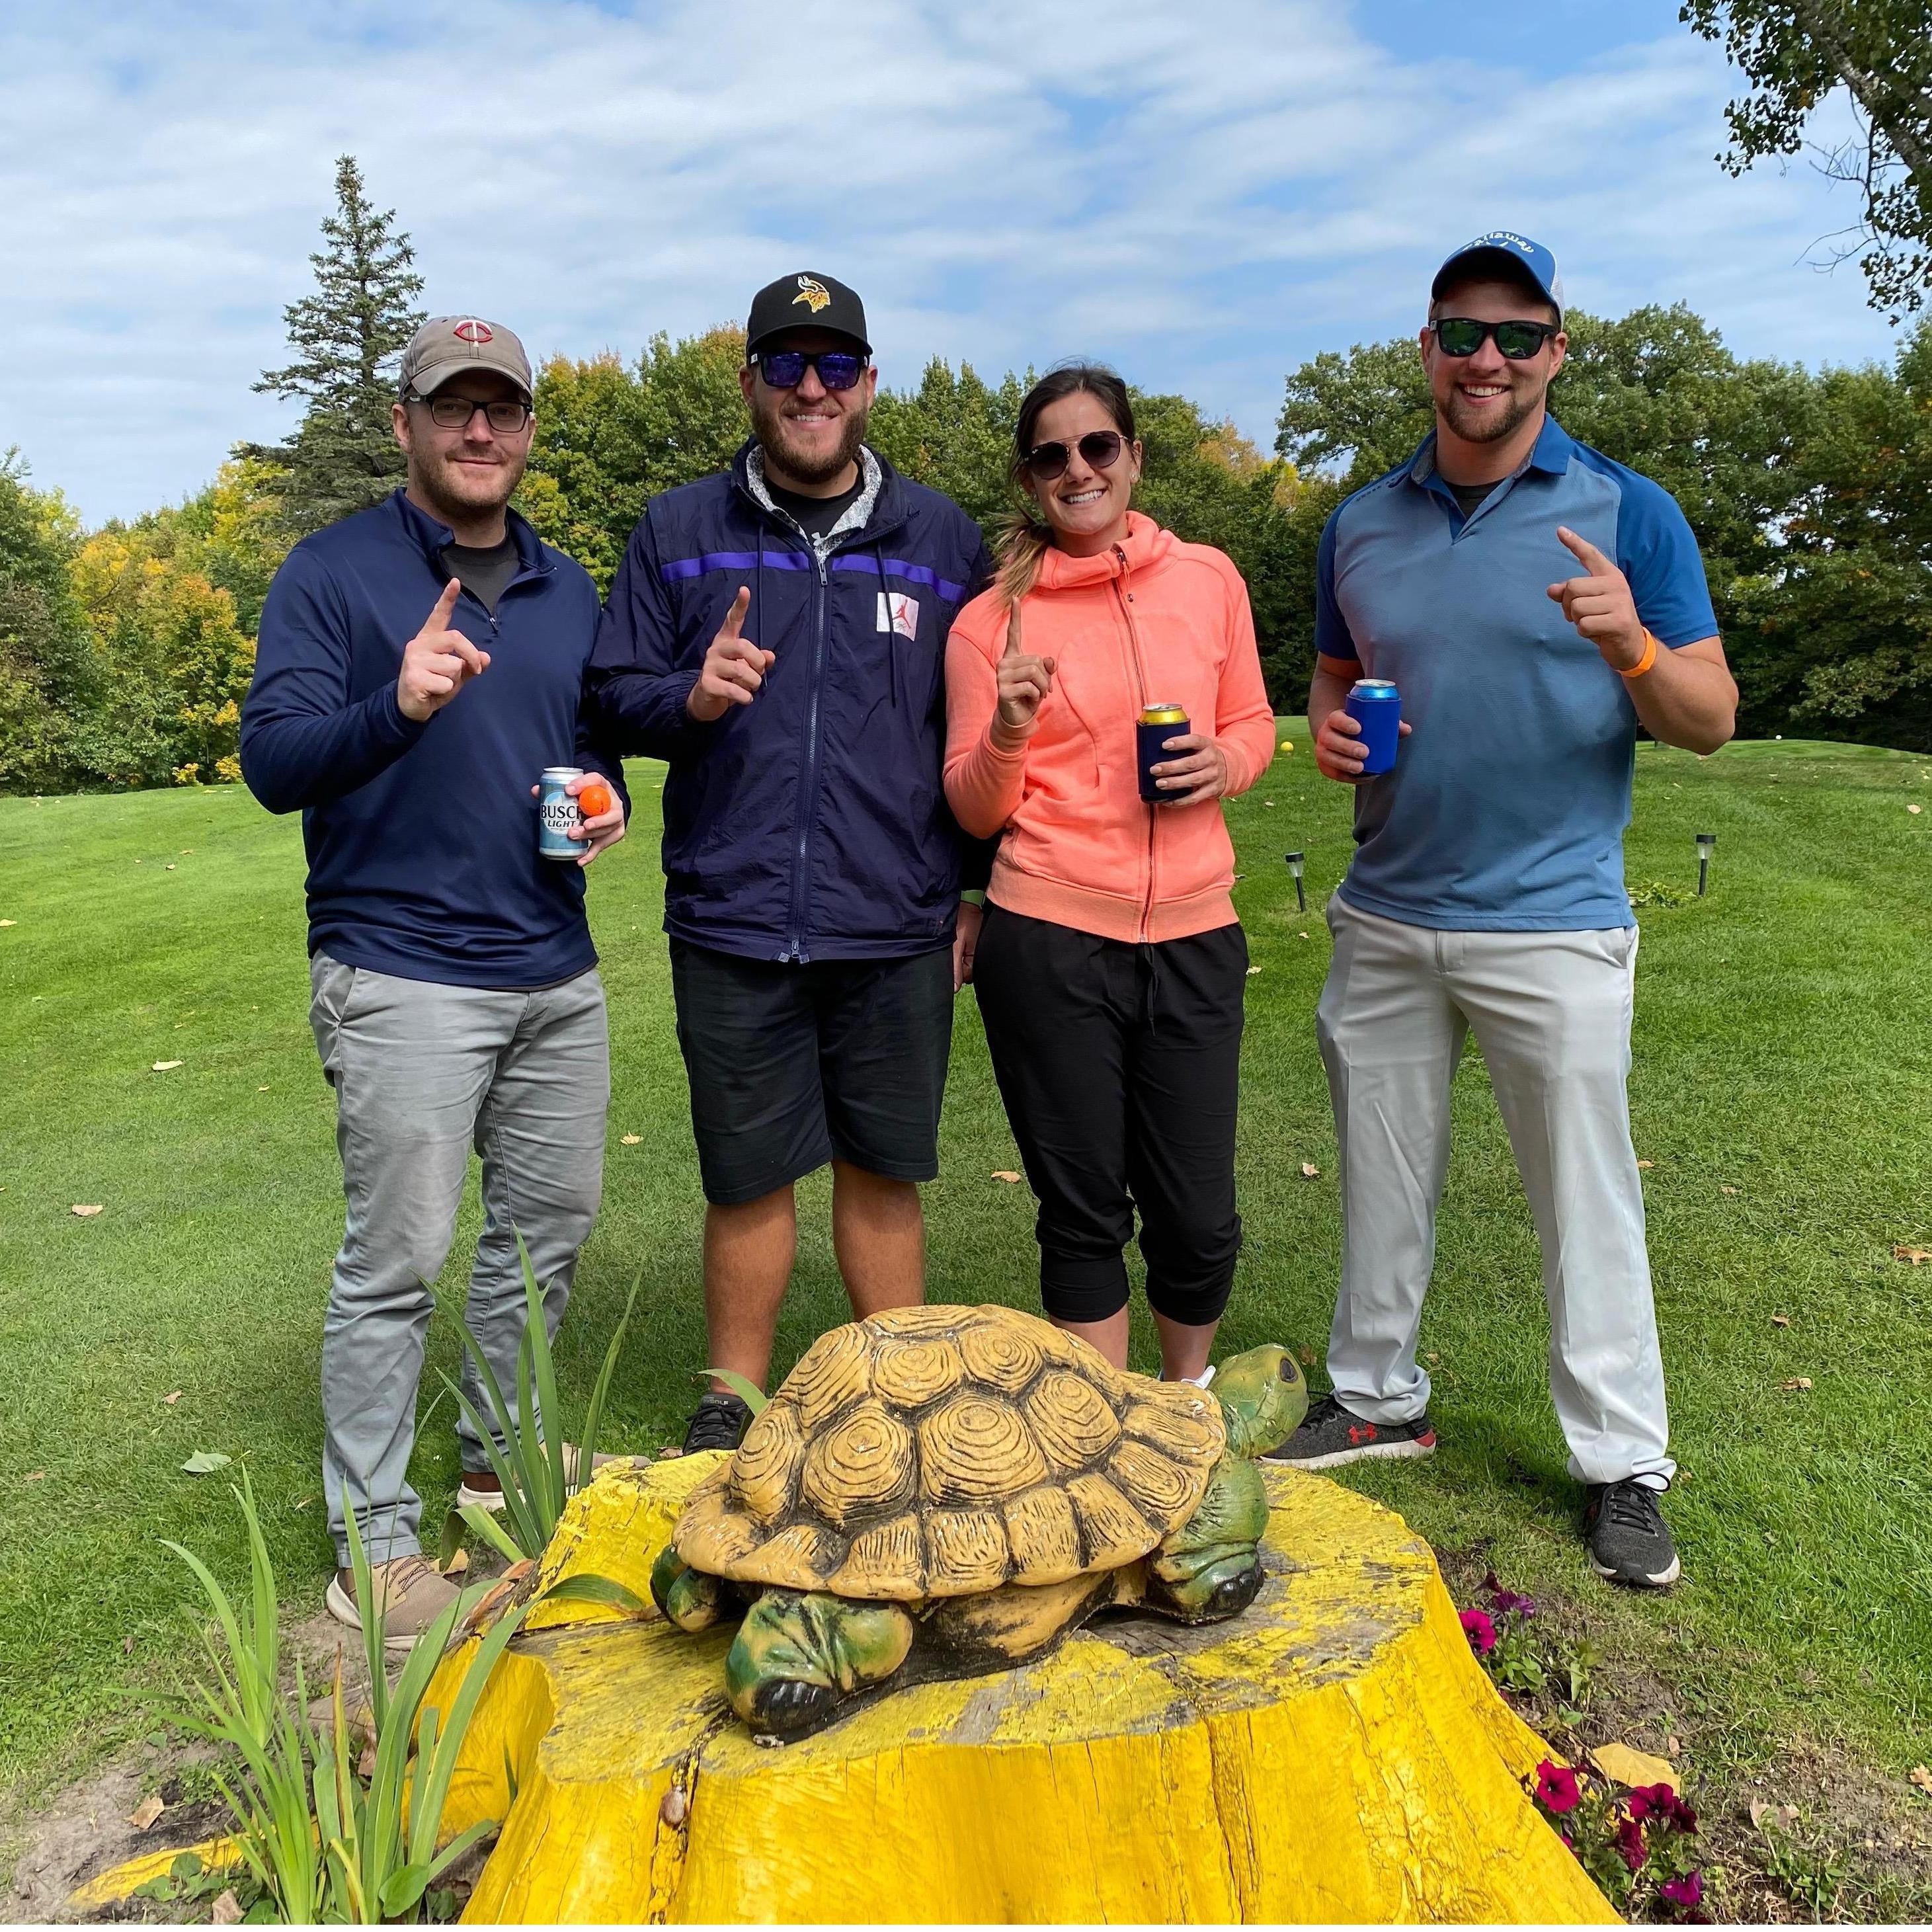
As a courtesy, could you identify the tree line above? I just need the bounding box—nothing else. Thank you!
[5,119,1932,792]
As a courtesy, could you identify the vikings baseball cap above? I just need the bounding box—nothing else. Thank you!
[397,316,534,400]
[745,272,870,358]
[1430,232,1565,321]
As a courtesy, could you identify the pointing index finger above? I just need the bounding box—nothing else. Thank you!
[429,579,462,626]
[719,586,750,639]
[1004,602,1024,658]
[1557,525,1616,576]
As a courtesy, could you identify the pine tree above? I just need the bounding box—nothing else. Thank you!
[245,155,426,534]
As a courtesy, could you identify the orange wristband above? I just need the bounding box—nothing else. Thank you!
[1621,629,1660,680]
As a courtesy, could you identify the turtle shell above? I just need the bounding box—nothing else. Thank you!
[671,1305,1226,1600]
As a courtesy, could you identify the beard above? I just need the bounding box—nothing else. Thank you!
[1439,377,1545,446]
[411,444,526,525]
[751,389,869,486]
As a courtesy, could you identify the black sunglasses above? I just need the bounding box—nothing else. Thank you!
[408,393,533,432]
[1430,317,1560,360]
[1024,430,1127,481]
[752,348,867,391]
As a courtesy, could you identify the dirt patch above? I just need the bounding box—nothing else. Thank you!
[1437,1543,1932,1923]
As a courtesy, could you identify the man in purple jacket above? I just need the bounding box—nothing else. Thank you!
[588,271,992,1453]
[242,315,627,1640]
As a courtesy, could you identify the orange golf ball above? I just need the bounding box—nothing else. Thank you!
[577,780,614,819]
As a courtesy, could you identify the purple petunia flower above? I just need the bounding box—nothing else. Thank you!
[1535,1762,1582,1814]
[1660,1871,1704,1910]
[1461,1607,1497,1654]
[1615,1815,1650,1872]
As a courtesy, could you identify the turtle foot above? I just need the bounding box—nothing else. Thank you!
[746,1675,840,1739]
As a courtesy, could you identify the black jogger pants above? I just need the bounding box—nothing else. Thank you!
[972,905,1247,1327]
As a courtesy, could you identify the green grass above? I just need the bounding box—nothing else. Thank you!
[3,727,1932,1828]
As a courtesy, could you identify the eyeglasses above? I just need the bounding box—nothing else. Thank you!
[1024,430,1127,481]
[1429,318,1560,360]
[407,394,534,432]
[751,349,868,391]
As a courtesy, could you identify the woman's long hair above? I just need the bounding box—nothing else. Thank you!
[994,364,1138,608]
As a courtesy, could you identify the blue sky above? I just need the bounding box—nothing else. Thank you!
[1,0,1899,525]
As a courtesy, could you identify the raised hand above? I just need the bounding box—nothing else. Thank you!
[687,587,775,722]
[994,602,1055,739]
[397,580,490,722]
[1547,526,1646,672]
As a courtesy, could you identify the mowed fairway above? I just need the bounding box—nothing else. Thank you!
[3,726,1931,1824]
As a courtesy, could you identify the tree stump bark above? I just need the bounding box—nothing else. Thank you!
[432,1457,1615,1924]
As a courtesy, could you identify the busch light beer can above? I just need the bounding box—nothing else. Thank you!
[1138,703,1189,803]
[537,766,584,861]
[1344,680,1400,776]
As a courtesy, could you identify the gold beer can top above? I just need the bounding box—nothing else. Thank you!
[1139,704,1187,725]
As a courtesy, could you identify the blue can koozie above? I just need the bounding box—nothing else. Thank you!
[1345,680,1400,776]
[1137,704,1189,803]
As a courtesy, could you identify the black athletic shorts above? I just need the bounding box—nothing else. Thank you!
[669,940,955,1207]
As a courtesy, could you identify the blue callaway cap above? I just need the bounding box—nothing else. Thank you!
[1431,231,1565,320]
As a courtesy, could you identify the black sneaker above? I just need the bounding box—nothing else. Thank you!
[682,1390,754,1454]
[1260,1391,1437,1469]
[1584,1479,1680,1589]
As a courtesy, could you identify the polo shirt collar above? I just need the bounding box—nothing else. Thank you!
[1404,411,1574,491]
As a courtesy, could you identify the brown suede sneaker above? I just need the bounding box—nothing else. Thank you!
[325,1553,461,1650]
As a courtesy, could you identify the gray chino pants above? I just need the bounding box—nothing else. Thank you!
[1315,896,1673,1488]
[309,953,610,1565]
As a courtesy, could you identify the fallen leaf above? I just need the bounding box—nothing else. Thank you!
[1298,1346,1316,1367]
[1895,1245,1931,1266]
[211,1888,243,1925]
[122,1633,136,1654]
[441,1547,469,1578]
[257,1085,270,1092]
[358,1737,377,1779]
[164,864,175,871]
[1771,1314,1790,1328]
[1426,1351,1440,1365]
[1300,1162,1319,1178]
[1781,1377,1813,1391]
[1721,1185,1739,1195]
[128,1794,165,1831]
[181,1450,233,1475]
[151,1059,184,1072]
[620,1133,642,1146]
[1666,1734,1683,1755]
[162,1390,183,1404]
[1591,1742,1677,1792]
[990,1170,1022,1184]
[0,919,15,928]
[1910,1765,1932,1796]
[23,1470,44,1482]
[71,1204,104,1217]
[1297,930,1309,939]
[1246,965,1264,976]
[1262,799,1275,808]
[1911,804,1923,815]
[1636,1159,1654,1170]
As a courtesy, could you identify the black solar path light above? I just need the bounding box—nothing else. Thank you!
[1285,851,1307,912]
[1695,832,1716,897]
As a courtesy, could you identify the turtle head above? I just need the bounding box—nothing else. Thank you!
[1214,1346,1308,1458]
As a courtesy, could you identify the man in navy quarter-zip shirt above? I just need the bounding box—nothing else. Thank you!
[243,315,628,1642]
[588,272,993,1453]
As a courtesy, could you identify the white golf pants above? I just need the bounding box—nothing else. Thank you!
[1315,895,1672,1488]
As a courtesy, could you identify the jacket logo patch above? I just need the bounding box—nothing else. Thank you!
[792,276,831,313]
[877,591,919,639]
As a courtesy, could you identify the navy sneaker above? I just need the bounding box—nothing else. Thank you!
[682,1390,753,1454]
[1260,1391,1437,1469]
[1584,1479,1681,1589]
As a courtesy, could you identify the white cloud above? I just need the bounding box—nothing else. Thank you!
[0,0,1897,522]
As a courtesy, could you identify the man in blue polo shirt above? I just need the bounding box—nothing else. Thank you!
[243,315,628,1639]
[1267,235,1737,1590]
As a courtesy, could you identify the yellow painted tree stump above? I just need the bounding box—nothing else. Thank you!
[432,1456,1615,1924]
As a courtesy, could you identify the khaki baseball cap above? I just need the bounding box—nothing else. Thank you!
[398,316,534,400]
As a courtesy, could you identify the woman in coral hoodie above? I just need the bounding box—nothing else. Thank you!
[945,366,1276,1381]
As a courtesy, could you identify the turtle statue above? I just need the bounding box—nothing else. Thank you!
[649,1304,1307,1739]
